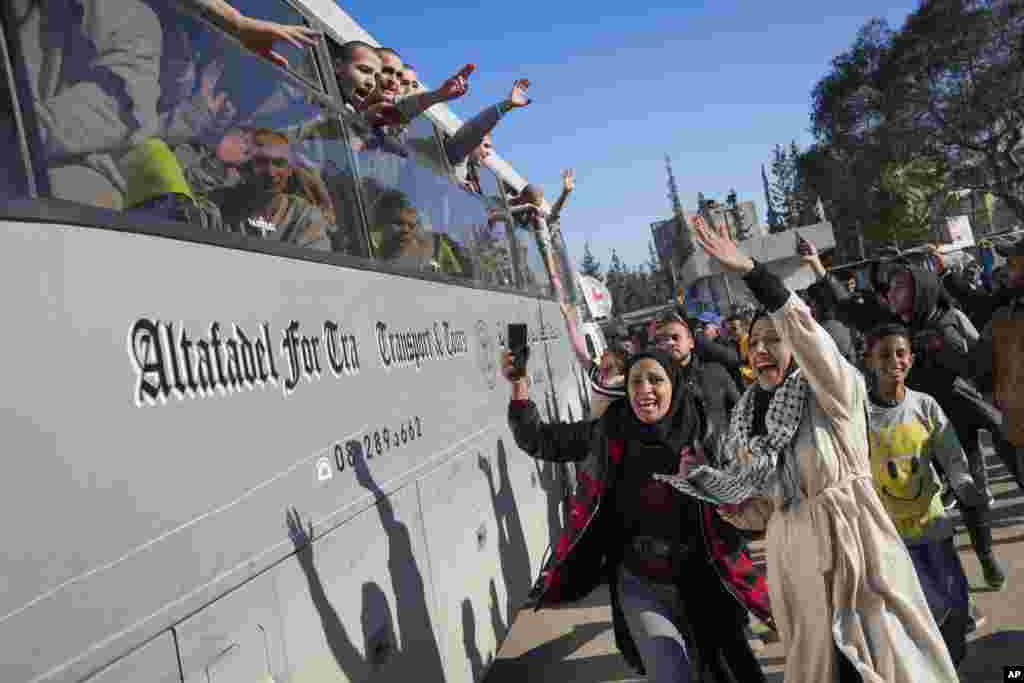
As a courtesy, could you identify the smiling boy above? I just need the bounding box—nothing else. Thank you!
[865,323,984,666]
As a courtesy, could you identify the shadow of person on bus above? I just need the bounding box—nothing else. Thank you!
[287,508,377,680]
[481,440,533,634]
[463,598,493,682]
[286,439,445,681]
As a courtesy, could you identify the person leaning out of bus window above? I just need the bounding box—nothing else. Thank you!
[507,170,574,231]
[207,129,330,250]
[329,40,382,116]
[400,64,422,96]
[447,78,533,193]
[372,192,463,275]
[339,45,474,131]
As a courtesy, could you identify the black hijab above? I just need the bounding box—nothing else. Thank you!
[604,349,702,457]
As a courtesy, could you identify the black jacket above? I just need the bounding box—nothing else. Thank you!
[681,354,740,436]
[806,278,857,363]
[508,399,773,678]
[941,269,1024,331]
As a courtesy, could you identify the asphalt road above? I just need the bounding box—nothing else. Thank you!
[485,441,1024,682]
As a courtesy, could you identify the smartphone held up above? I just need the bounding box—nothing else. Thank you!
[507,323,529,381]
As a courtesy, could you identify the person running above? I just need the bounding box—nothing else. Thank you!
[805,241,1008,593]
[504,348,771,682]
[660,220,959,682]
[864,323,982,666]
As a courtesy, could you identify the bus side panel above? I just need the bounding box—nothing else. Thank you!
[273,484,439,683]
[416,432,546,682]
[81,631,179,683]
[0,221,573,683]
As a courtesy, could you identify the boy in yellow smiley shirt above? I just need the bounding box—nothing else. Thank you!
[865,323,987,666]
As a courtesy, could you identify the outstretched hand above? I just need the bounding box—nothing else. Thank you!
[797,233,827,277]
[478,453,493,479]
[694,216,754,273]
[501,350,529,383]
[286,506,315,571]
[437,64,476,102]
[561,168,575,193]
[234,16,320,69]
[797,233,818,263]
[509,79,532,108]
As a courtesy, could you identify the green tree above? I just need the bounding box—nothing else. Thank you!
[767,142,818,232]
[579,240,603,279]
[865,159,945,247]
[811,3,1024,239]
[885,0,1024,220]
[606,249,627,316]
[647,240,671,303]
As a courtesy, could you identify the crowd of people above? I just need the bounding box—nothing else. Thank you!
[3,0,573,290]
[508,221,1024,681]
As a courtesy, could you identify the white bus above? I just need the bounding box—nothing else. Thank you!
[0,2,594,681]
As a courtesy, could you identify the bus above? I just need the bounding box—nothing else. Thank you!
[0,2,595,681]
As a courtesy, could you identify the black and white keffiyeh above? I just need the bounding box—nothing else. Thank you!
[655,367,810,509]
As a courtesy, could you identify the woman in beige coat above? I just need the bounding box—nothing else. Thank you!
[659,221,959,682]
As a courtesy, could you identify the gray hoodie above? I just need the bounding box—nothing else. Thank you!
[13,0,162,204]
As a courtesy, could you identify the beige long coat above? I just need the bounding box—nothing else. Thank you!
[764,294,958,682]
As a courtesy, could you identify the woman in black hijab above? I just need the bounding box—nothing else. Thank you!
[504,348,770,683]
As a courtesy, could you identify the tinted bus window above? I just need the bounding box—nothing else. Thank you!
[221,0,320,86]
[468,213,516,288]
[9,2,363,255]
[511,220,550,297]
[351,114,473,277]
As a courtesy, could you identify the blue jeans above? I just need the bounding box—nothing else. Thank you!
[618,568,691,682]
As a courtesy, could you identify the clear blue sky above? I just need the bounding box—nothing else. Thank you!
[338,0,917,272]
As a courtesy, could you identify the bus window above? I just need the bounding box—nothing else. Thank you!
[436,180,492,282]
[510,219,551,298]
[468,210,516,288]
[0,53,28,198]
[352,115,471,277]
[200,0,321,88]
[9,2,361,255]
[477,163,502,204]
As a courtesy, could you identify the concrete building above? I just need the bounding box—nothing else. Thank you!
[678,221,837,313]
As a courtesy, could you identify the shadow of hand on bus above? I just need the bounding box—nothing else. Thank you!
[286,442,446,681]
[482,440,533,635]
[287,508,375,680]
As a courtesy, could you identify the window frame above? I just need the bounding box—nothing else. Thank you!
[0,10,33,197]
[0,2,50,198]
[0,0,557,302]
[174,0,327,94]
